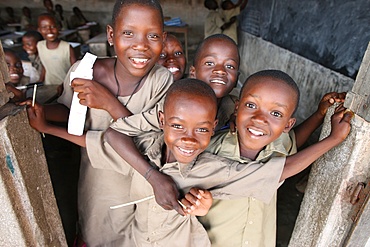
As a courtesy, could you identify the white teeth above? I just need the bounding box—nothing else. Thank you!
[168,67,179,73]
[248,128,264,136]
[47,34,54,37]
[10,74,20,78]
[178,147,194,154]
[210,79,226,85]
[131,58,148,63]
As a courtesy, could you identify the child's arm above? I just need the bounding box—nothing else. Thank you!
[104,127,186,216]
[280,105,353,181]
[180,187,213,216]
[293,92,346,148]
[22,100,87,146]
[69,45,77,66]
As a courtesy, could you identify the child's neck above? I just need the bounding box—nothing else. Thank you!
[46,39,61,49]
[239,146,261,160]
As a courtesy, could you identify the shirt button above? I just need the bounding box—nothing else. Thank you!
[245,240,249,245]
[152,206,156,211]
[248,221,253,224]
[251,197,256,201]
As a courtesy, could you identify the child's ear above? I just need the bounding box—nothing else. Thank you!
[212,119,219,135]
[189,66,196,78]
[234,100,239,115]
[283,117,296,133]
[106,25,114,46]
[158,111,165,129]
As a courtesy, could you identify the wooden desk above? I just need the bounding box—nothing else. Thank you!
[164,25,189,61]
[59,29,79,42]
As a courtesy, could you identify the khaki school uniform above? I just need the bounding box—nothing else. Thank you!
[222,7,240,43]
[205,9,225,38]
[58,61,172,246]
[92,129,285,246]
[216,94,238,131]
[198,130,297,247]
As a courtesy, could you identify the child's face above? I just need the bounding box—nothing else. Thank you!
[158,36,186,81]
[22,36,38,55]
[5,52,23,85]
[38,16,59,42]
[236,76,296,153]
[190,38,239,99]
[159,93,218,164]
[107,5,165,79]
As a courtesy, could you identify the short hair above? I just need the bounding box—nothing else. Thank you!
[204,0,217,10]
[241,70,300,113]
[193,34,239,66]
[38,13,58,26]
[112,0,164,28]
[164,78,217,111]
[23,30,44,41]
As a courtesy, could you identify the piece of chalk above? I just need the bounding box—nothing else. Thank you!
[32,84,37,107]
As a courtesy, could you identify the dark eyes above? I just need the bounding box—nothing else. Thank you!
[174,51,183,56]
[159,53,166,59]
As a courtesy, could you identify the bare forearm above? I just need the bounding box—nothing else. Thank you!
[294,111,324,148]
[42,124,86,147]
[44,104,70,122]
[106,99,133,121]
[280,136,341,181]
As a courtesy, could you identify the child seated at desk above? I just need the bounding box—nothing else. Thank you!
[22,30,45,83]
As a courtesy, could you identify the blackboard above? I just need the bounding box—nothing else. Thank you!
[239,0,370,79]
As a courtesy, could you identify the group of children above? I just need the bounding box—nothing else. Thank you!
[4,0,353,246]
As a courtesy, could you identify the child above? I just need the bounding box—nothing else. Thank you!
[103,78,287,246]
[204,0,225,38]
[37,13,77,86]
[190,34,240,131]
[22,30,45,83]
[103,77,351,246]
[4,48,30,87]
[22,0,172,245]
[158,34,186,81]
[68,7,88,29]
[220,0,248,43]
[198,70,350,247]
[20,6,35,31]
[55,4,69,30]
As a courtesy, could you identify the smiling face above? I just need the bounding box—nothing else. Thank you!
[5,51,23,85]
[38,15,59,42]
[158,34,186,81]
[22,36,38,55]
[236,76,297,159]
[107,4,165,81]
[190,37,239,99]
[160,92,218,164]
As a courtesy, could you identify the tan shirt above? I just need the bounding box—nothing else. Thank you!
[205,9,225,38]
[58,61,173,246]
[37,40,71,85]
[221,7,240,43]
[93,130,285,246]
[199,130,297,247]
[216,94,238,131]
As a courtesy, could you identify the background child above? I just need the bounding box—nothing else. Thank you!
[20,6,35,31]
[190,34,240,130]
[4,48,30,87]
[204,0,224,38]
[158,34,186,81]
[37,13,77,87]
[220,0,248,43]
[22,30,45,83]
[22,0,172,245]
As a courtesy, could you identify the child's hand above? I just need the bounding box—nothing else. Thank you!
[6,83,25,103]
[317,92,346,117]
[71,78,117,111]
[329,104,353,143]
[19,100,49,132]
[147,170,186,216]
[180,188,213,216]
